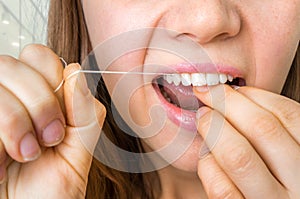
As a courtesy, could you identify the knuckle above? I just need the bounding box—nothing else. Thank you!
[28,94,62,123]
[283,108,300,123]
[276,99,300,122]
[0,55,17,67]
[29,93,58,111]
[0,108,24,131]
[20,44,49,58]
[250,113,281,139]
[208,182,237,199]
[223,144,255,177]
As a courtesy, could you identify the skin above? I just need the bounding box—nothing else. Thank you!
[83,0,300,198]
[0,46,106,198]
[0,1,299,199]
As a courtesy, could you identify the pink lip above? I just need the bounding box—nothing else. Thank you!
[151,63,243,132]
[153,82,198,131]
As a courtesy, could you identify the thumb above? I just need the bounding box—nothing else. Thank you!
[59,63,106,179]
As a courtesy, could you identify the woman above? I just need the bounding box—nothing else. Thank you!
[0,0,299,198]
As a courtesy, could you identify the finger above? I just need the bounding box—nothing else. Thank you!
[194,85,300,190]
[0,163,5,184]
[58,63,106,181]
[198,153,244,199]
[64,64,106,127]
[196,109,288,198]
[19,44,65,111]
[0,85,41,162]
[0,141,6,164]
[0,157,12,186]
[0,141,7,184]
[0,55,65,147]
[236,86,300,142]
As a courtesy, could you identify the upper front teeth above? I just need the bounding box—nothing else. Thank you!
[163,73,234,86]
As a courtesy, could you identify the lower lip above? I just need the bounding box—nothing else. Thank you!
[152,82,198,132]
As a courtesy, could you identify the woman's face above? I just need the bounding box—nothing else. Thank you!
[82,1,300,172]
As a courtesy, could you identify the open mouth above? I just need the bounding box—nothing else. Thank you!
[153,73,246,112]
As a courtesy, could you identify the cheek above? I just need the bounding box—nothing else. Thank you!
[252,41,294,94]
[82,1,165,46]
[245,2,300,93]
[102,70,154,130]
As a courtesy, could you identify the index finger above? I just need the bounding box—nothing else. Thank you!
[193,84,300,189]
[237,86,300,139]
[19,44,65,110]
[193,85,300,140]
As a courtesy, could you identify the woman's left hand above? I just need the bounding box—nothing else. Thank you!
[193,85,300,199]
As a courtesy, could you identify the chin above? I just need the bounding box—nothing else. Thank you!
[140,119,204,173]
[169,135,203,172]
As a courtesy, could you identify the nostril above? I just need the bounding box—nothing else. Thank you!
[216,32,233,41]
[176,32,200,43]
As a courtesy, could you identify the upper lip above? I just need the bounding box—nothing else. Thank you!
[148,62,244,80]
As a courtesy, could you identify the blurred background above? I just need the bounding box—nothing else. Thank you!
[0,0,49,57]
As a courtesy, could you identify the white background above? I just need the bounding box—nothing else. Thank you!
[0,0,49,57]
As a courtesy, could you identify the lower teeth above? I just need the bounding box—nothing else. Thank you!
[160,87,177,105]
[160,87,199,110]
[157,78,202,111]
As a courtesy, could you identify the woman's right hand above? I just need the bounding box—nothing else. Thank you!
[0,44,106,199]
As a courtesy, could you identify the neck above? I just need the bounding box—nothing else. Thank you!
[156,165,208,199]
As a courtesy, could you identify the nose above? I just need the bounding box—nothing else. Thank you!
[160,0,241,44]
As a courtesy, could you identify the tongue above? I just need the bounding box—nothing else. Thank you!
[161,78,204,110]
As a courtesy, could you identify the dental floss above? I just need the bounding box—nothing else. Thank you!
[54,70,172,93]
[55,57,172,93]
[60,57,68,68]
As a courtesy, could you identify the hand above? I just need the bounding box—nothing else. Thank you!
[0,45,106,199]
[194,85,300,198]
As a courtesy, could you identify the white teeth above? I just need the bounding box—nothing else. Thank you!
[181,73,191,86]
[206,73,219,86]
[163,72,236,87]
[173,74,181,86]
[191,73,206,86]
[219,74,228,84]
[164,74,173,84]
[227,75,234,82]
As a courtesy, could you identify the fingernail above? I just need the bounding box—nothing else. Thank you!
[196,107,210,119]
[42,119,65,147]
[195,86,209,93]
[78,72,89,96]
[231,85,240,91]
[20,133,41,161]
[199,143,210,159]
